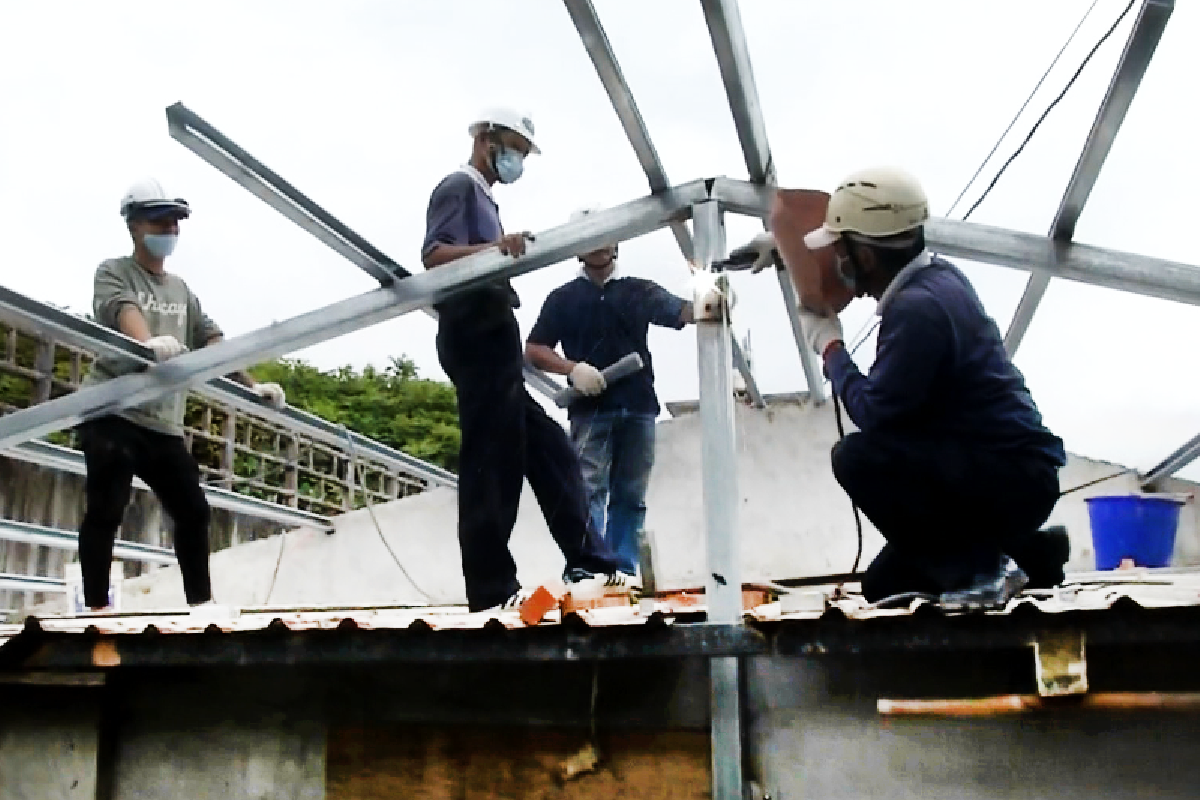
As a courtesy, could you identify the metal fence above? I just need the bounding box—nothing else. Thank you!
[0,321,424,516]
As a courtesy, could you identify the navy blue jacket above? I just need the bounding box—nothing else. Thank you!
[421,170,519,333]
[826,255,1066,466]
[528,274,686,418]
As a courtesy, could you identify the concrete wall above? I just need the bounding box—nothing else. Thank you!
[112,401,1200,611]
[0,686,100,800]
[746,654,1200,800]
[4,654,1200,799]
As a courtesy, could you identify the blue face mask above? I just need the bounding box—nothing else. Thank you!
[494,147,525,184]
[143,233,178,259]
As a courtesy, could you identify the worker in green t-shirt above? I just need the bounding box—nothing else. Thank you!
[76,178,287,612]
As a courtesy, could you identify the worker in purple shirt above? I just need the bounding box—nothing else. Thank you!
[420,109,623,613]
[526,208,695,577]
[732,167,1069,608]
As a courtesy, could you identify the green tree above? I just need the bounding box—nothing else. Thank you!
[248,356,461,472]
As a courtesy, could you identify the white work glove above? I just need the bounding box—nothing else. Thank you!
[690,270,736,321]
[569,362,607,396]
[797,308,844,357]
[145,335,187,361]
[727,231,778,274]
[253,382,287,409]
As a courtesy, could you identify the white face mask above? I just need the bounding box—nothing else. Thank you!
[143,233,178,259]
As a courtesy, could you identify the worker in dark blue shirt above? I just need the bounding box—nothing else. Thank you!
[741,166,1069,608]
[526,208,694,576]
[421,109,622,613]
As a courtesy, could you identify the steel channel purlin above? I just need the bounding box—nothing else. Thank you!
[1004,0,1174,355]
[0,286,456,489]
[1,439,333,531]
[1141,431,1200,489]
[169,104,566,401]
[0,574,67,593]
[693,199,743,800]
[699,0,826,404]
[773,267,826,400]
[713,177,1200,306]
[0,183,705,449]
[0,519,176,565]
[564,0,766,405]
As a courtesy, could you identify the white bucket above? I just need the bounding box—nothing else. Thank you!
[64,562,124,614]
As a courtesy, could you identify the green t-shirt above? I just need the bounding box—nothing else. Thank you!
[81,256,222,437]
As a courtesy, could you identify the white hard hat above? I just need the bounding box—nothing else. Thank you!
[468,107,540,154]
[803,166,928,250]
[120,178,191,220]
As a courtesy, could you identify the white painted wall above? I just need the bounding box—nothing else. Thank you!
[111,401,1200,611]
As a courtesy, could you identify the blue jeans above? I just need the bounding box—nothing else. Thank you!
[570,411,656,574]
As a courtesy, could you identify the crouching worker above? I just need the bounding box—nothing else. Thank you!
[747,167,1069,606]
[76,179,286,611]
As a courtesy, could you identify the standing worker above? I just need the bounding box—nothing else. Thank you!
[526,208,694,577]
[735,167,1070,606]
[78,179,286,611]
[422,110,626,613]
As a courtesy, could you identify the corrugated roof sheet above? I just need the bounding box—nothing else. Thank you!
[2,568,1198,650]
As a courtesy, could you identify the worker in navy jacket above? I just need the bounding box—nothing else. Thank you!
[421,108,621,613]
[526,208,694,576]
[734,167,1069,607]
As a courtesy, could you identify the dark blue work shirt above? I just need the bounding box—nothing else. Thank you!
[528,274,686,418]
[421,169,519,333]
[826,254,1066,466]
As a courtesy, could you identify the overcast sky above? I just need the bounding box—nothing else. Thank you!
[2,0,1198,478]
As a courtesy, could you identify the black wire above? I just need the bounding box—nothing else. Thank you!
[832,393,864,575]
[960,0,1138,222]
[945,0,1102,218]
[1059,468,1132,497]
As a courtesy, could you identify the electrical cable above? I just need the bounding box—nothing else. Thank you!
[959,0,1137,222]
[945,0,1102,218]
[262,529,287,605]
[1059,467,1133,497]
[341,424,435,603]
[832,393,864,576]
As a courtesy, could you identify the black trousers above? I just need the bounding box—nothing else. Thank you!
[78,416,212,607]
[438,317,617,611]
[831,430,1060,602]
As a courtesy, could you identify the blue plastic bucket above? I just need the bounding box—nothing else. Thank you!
[1084,494,1184,570]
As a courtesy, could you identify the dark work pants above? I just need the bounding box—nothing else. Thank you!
[438,317,617,612]
[831,430,1060,603]
[78,416,212,607]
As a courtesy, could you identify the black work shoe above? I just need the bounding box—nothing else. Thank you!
[1010,525,1071,589]
[939,560,1029,612]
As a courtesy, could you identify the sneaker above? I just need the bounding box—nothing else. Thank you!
[188,600,237,626]
[563,568,639,596]
[480,589,534,614]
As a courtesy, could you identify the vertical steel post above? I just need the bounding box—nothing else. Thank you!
[775,267,827,404]
[693,200,743,800]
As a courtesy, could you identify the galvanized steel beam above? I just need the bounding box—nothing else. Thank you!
[0,285,457,489]
[699,0,826,404]
[4,438,333,531]
[564,0,764,407]
[1005,0,1174,355]
[1141,431,1200,489]
[0,519,176,565]
[693,199,744,800]
[167,103,564,401]
[713,177,1200,306]
[0,574,67,594]
[0,182,707,449]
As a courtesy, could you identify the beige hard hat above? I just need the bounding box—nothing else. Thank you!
[803,166,928,249]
